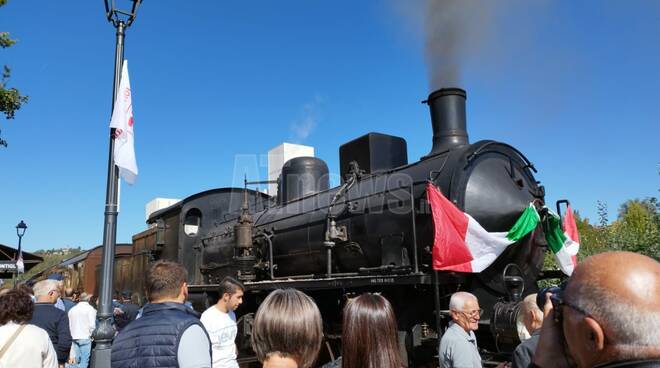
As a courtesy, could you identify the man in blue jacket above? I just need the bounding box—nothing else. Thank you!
[30,279,73,367]
[111,261,212,368]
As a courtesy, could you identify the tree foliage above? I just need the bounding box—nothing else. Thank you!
[542,197,660,279]
[551,198,660,267]
[0,0,29,148]
[609,198,660,258]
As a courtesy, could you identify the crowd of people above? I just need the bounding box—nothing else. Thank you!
[0,276,140,368]
[438,251,660,368]
[1,251,658,368]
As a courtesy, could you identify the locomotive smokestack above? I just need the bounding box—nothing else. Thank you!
[424,87,468,157]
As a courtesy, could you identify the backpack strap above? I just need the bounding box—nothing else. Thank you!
[0,324,27,360]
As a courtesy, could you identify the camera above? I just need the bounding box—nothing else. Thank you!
[536,282,566,310]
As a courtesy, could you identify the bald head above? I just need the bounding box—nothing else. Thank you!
[568,251,660,311]
[520,294,543,333]
[564,251,660,362]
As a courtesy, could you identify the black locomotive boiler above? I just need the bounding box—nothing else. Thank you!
[137,88,549,366]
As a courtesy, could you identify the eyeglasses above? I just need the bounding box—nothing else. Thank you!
[453,308,484,318]
[550,293,591,324]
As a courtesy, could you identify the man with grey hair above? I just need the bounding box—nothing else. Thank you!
[533,251,660,368]
[511,294,544,368]
[68,292,96,368]
[439,291,483,368]
[29,279,73,368]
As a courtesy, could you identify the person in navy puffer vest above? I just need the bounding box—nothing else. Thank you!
[111,261,212,368]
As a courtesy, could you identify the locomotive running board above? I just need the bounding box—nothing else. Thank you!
[188,272,465,293]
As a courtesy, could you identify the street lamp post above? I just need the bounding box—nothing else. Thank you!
[13,220,27,286]
[91,2,142,368]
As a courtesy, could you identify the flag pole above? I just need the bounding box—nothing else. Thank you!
[91,19,125,368]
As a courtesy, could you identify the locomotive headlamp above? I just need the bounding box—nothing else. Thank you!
[489,263,528,348]
[503,263,525,302]
[15,220,27,237]
[104,0,143,27]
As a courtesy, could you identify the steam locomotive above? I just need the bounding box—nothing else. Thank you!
[47,87,558,366]
[127,87,554,365]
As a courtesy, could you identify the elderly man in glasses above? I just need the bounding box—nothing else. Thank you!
[30,279,73,368]
[533,251,660,368]
[440,291,483,368]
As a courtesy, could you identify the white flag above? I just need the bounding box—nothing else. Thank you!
[110,60,138,184]
[16,251,24,274]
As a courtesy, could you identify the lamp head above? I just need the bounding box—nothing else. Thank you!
[104,0,143,27]
[16,220,27,237]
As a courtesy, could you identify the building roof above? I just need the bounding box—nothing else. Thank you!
[0,243,44,278]
[25,243,132,283]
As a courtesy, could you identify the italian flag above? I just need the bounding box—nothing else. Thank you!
[543,205,580,275]
[427,183,540,272]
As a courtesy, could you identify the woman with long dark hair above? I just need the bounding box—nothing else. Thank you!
[340,293,405,368]
[0,288,58,368]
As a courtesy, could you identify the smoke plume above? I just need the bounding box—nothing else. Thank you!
[423,0,499,89]
[289,94,323,143]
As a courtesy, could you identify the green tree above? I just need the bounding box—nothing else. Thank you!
[541,197,660,274]
[0,0,29,147]
[573,211,607,259]
[610,198,660,259]
[596,200,608,227]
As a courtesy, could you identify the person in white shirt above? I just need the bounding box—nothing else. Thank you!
[0,288,58,368]
[67,293,96,368]
[200,277,245,368]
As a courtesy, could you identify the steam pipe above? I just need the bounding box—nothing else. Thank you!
[409,182,419,274]
[266,233,274,280]
[433,270,442,345]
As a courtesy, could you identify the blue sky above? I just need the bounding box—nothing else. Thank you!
[1,1,658,252]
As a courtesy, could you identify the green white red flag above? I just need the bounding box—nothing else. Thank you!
[543,205,580,275]
[426,183,540,272]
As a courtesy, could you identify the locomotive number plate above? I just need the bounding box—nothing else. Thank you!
[370,277,395,284]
